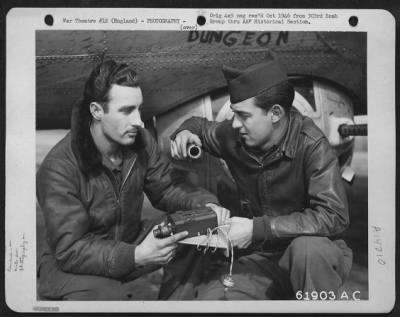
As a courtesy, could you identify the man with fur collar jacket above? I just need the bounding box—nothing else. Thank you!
[36,60,226,300]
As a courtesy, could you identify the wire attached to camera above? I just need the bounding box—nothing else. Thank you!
[196,225,235,290]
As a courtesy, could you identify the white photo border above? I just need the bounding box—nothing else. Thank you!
[5,7,396,313]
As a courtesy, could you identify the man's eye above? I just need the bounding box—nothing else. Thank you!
[121,108,134,114]
[238,113,249,119]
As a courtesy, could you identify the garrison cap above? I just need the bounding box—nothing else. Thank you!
[222,60,288,104]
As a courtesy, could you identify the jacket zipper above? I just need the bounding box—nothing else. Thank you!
[257,153,283,216]
[114,157,137,240]
[119,157,137,198]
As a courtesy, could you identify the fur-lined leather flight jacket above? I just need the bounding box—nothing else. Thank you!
[37,123,218,279]
[172,108,349,247]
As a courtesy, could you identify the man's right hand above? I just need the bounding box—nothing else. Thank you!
[134,226,188,266]
[170,130,202,159]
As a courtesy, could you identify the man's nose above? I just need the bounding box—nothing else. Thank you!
[131,111,144,128]
[231,114,242,129]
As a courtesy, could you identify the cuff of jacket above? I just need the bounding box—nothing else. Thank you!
[196,197,220,209]
[170,127,185,141]
[108,242,137,278]
[170,118,200,141]
[252,216,273,242]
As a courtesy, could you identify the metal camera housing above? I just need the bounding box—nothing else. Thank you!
[153,209,218,239]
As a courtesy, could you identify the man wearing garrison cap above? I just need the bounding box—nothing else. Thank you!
[168,59,352,300]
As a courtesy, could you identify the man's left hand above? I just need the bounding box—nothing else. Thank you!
[206,203,230,226]
[225,217,253,248]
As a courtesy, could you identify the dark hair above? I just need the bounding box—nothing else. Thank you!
[253,81,294,114]
[80,59,139,123]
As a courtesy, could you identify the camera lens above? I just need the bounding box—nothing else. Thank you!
[153,226,162,238]
[153,223,174,238]
[160,224,171,237]
[187,144,202,159]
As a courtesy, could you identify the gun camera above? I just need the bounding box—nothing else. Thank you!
[153,208,217,239]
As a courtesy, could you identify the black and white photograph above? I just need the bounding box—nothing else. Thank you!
[5,8,395,313]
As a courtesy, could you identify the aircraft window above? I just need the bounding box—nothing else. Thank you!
[290,78,316,112]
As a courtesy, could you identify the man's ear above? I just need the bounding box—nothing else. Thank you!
[90,102,104,121]
[270,104,285,123]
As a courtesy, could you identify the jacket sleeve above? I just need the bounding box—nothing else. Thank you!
[171,116,226,158]
[143,130,219,211]
[37,159,137,279]
[253,137,349,241]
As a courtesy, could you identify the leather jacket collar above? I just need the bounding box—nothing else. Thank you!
[280,108,303,159]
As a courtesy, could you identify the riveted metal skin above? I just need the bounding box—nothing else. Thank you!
[36,31,366,129]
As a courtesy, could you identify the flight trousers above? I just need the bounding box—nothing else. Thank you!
[37,217,164,301]
[38,236,352,300]
[37,255,160,300]
[161,236,353,300]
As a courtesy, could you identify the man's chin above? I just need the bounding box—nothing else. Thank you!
[242,139,260,150]
[121,136,136,146]
[241,137,253,147]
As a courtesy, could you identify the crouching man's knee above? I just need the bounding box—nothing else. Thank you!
[279,236,353,294]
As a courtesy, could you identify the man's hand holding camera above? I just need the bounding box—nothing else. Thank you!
[205,203,230,226]
[135,228,188,266]
[225,217,254,249]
